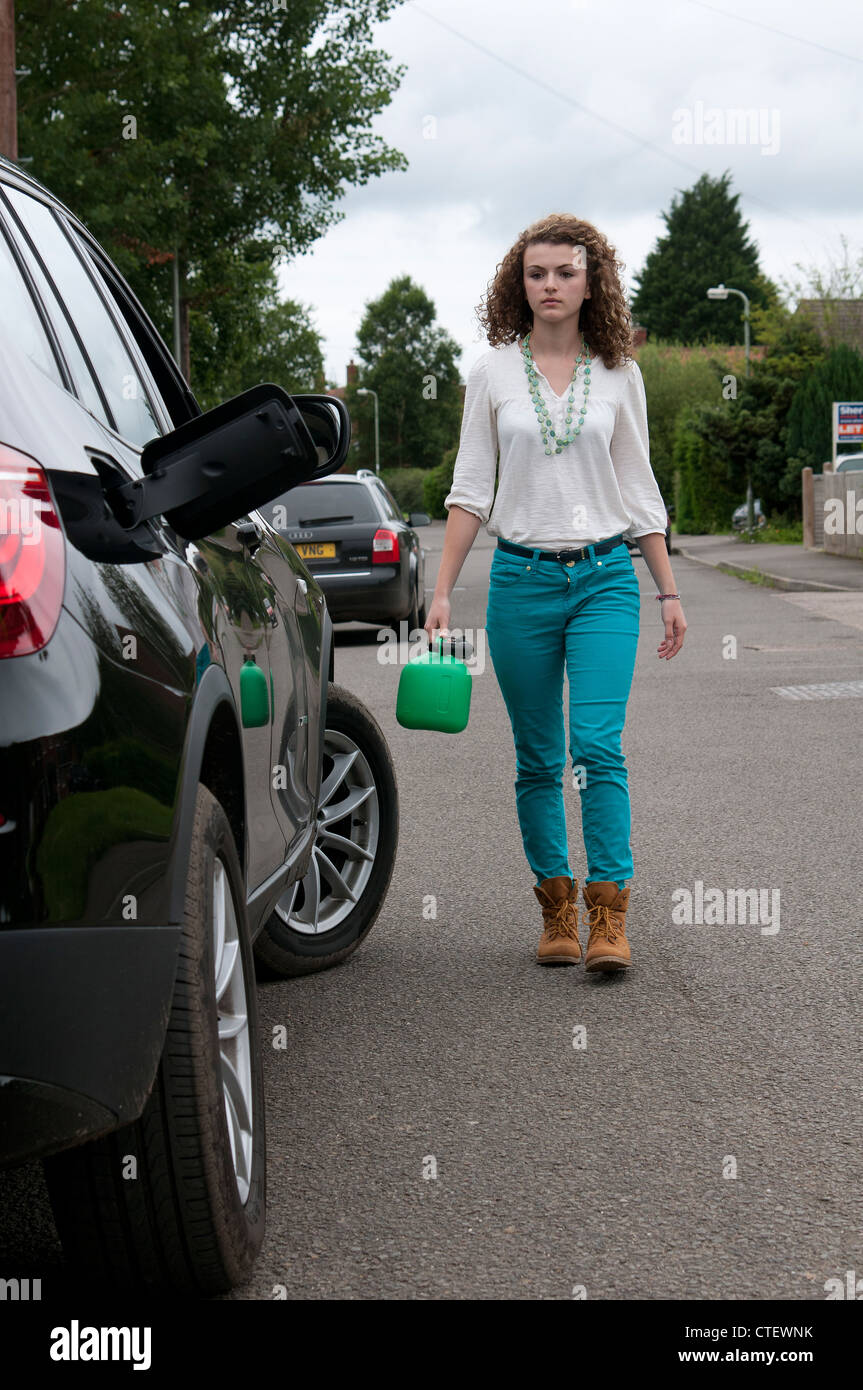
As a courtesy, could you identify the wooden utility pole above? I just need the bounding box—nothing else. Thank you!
[0,0,17,162]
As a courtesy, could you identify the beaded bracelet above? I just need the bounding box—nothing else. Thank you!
[655,593,681,601]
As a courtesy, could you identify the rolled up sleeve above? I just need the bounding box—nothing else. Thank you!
[610,359,668,538]
[444,354,498,525]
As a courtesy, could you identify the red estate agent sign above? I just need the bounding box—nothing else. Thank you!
[833,402,863,466]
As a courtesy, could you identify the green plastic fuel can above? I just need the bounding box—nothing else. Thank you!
[396,635,472,733]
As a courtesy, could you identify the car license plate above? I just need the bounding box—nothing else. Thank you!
[295,542,336,559]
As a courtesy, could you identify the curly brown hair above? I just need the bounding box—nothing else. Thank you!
[476,213,634,369]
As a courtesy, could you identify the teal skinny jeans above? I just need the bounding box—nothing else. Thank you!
[485,538,641,889]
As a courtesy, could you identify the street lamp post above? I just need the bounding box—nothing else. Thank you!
[707,283,755,533]
[356,387,380,475]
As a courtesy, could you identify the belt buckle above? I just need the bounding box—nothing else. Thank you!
[556,546,577,567]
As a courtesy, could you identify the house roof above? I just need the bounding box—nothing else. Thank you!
[793,299,863,354]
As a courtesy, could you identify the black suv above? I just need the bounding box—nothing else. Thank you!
[0,156,398,1294]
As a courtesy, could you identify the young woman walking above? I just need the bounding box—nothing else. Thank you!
[424,213,686,972]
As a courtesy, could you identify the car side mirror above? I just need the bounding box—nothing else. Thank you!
[112,384,350,541]
[408,511,432,527]
[293,395,353,479]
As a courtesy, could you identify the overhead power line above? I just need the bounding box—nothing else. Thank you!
[407,3,825,233]
[685,0,863,67]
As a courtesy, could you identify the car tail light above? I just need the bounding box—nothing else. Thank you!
[372,527,400,564]
[0,444,65,659]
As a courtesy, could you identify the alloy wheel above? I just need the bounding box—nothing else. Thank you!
[273,729,380,936]
[212,857,254,1204]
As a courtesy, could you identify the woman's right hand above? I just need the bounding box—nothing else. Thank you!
[423,593,451,649]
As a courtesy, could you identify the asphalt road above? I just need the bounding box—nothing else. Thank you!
[3,523,862,1301]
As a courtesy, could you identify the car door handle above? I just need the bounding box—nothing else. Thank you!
[236,520,262,554]
[295,575,311,613]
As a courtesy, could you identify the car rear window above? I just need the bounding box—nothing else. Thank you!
[3,202,111,422]
[4,187,162,447]
[0,221,64,388]
[269,482,379,526]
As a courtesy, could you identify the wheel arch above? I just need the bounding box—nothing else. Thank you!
[324,603,335,686]
[166,664,246,924]
[311,605,334,808]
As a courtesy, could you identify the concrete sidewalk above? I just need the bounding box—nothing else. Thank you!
[673,532,863,592]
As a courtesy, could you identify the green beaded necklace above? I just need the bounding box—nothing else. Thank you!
[520,331,591,456]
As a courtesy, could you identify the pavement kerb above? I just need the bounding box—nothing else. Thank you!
[674,544,856,594]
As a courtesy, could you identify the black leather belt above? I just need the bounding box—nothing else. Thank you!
[497,533,625,565]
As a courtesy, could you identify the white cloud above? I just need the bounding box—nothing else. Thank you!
[278,0,863,385]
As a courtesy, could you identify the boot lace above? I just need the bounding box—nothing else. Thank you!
[581,902,621,943]
[542,897,580,941]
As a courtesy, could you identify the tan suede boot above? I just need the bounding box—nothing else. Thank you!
[581,880,631,972]
[533,876,582,964]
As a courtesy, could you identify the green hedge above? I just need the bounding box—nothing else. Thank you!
[423,444,458,519]
[382,444,502,523]
[673,406,740,533]
[378,467,428,517]
[637,342,736,500]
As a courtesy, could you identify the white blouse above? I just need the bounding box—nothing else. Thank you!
[443,341,668,550]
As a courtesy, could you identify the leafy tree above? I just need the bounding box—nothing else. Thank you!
[786,343,863,473]
[778,232,863,308]
[749,300,795,353]
[733,318,828,513]
[192,287,326,411]
[16,0,408,396]
[751,233,863,352]
[673,317,826,526]
[631,171,778,345]
[740,240,863,506]
[351,276,463,470]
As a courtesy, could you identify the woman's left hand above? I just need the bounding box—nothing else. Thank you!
[658,598,686,660]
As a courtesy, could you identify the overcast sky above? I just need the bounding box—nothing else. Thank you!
[278,0,863,386]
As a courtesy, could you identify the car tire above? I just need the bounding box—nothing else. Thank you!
[43,785,266,1296]
[253,682,397,977]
